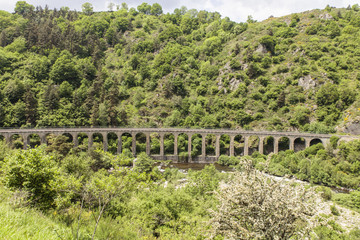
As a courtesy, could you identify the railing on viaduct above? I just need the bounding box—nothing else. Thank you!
[0,128,340,163]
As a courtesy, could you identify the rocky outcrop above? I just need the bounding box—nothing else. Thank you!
[319,13,333,20]
[343,121,360,135]
[255,44,268,54]
[298,75,316,90]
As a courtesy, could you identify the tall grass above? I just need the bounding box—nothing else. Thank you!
[0,202,73,240]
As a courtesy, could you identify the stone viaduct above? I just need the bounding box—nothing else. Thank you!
[0,128,345,163]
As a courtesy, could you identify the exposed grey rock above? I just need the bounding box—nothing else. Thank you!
[229,78,241,91]
[319,13,333,20]
[255,44,268,54]
[298,75,316,90]
[344,122,360,135]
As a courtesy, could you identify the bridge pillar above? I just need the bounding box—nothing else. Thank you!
[132,133,136,157]
[188,133,193,162]
[202,134,206,162]
[40,134,47,145]
[102,133,108,152]
[23,134,29,150]
[159,133,165,159]
[244,136,249,156]
[146,133,151,156]
[215,135,220,158]
[72,133,78,148]
[289,137,295,151]
[305,138,311,148]
[4,134,11,145]
[229,135,235,157]
[259,136,264,155]
[88,133,93,150]
[117,133,123,154]
[174,133,178,157]
[274,137,279,154]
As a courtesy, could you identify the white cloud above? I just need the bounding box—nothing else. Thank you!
[0,0,359,22]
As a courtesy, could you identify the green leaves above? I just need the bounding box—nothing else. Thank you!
[2,147,59,209]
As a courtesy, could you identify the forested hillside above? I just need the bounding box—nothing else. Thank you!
[1,2,360,132]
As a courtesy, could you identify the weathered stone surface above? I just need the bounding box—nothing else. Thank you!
[319,13,333,20]
[255,44,268,54]
[298,75,316,90]
[344,122,360,135]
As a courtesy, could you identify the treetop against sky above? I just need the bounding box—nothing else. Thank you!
[0,0,359,22]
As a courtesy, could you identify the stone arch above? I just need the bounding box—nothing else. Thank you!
[310,138,323,146]
[178,133,188,162]
[77,133,89,151]
[107,132,118,154]
[10,134,24,149]
[294,138,305,152]
[28,134,41,148]
[248,136,259,155]
[62,133,73,143]
[234,135,244,156]
[135,132,146,154]
[220,134,230,155]
[121,132,132,154]
[278,137,290,152]
[191,134,202,158]
[205,134,216,156]
[263,136,274,155]
[164,133,174,155]
[92,133,104,150]
[150,133,160,155]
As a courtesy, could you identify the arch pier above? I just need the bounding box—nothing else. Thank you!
[0,128,338,163]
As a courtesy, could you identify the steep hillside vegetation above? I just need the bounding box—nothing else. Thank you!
[1,2,360,133]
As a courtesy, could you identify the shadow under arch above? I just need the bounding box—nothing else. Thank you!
[136,132,146,154]
[234,135,244,156]
[121,133,132,154]
[77,133,89,151]
[164,133,174,155]
[28,133,41,148]
[62,133,73,143]
[263,136,274,155]
[150,133,160,155]
[10,134,23,149]
[220,134,230,155]
[107,132,118,154]
[205,134,216,156]
[191,134,202,158]
[178,133,188,162]
[278,136,290,152]
[310,138,323,146]
[294,137,305,152]
[92,133,104,150]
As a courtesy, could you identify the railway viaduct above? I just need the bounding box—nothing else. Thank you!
[0,128,350,163]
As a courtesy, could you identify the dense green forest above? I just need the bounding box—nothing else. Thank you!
[1,2,360,132]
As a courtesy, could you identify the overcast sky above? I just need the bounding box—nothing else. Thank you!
[0,0,359,22]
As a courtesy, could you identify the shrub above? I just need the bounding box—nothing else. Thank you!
[217,155,240,166]
[2,147,59,209]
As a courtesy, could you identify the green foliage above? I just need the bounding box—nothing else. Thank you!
[134,152,154,173]
[82,2,93,15]
[217,155,240,166]
[0,3,359,134]
[14,1,34,16]
[2,147,58,209]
